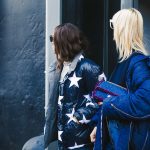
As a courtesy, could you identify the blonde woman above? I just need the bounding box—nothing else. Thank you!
[93,8,150,150]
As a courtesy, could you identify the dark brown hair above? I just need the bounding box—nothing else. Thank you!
[53,23,88,69]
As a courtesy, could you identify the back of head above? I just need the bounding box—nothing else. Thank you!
[54,23,88,68]
[112,8,147,61]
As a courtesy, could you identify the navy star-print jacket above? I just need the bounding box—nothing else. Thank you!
[44,53,105,149]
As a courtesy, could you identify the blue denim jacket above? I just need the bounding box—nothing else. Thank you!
[95,53,150,150]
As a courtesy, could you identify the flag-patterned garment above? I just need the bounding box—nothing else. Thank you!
[57,54,105,149]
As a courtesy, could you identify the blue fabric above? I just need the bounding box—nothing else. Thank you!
[94,119,101,150]
[93,81,127,101]
[95,52,150,150]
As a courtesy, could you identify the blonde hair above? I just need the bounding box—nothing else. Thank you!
[112,8,147,61]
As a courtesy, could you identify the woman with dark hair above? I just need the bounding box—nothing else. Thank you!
[44,23,106,150]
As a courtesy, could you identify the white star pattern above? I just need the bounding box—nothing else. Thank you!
[98,72,107,81]
[58,96,64,105]
[68,142,85,149]
[68,73,82,88]
[58,131,63,141]
[66,108,75,123]
[86,102,95,107]
[79,114,90,124]
[84,94,92,101]
[78,55,84,61]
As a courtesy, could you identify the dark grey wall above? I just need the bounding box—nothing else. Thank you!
[0,0,45,150]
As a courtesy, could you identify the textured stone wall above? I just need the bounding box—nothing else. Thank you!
[0,0,45,149]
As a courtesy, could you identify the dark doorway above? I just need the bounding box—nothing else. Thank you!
[61,0,104,68]
[107,0,121,77]
[61,0,120,78]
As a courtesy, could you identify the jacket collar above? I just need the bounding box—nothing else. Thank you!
[48,60,58,73]
[49,52,84,72]
[60,52,84,84]
[68,52,84,75]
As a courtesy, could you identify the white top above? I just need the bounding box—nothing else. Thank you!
[60,61,71,82]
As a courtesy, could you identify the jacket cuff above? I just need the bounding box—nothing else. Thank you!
[88,107,102,128]
[102,97,117,119]
[73,112,82,122]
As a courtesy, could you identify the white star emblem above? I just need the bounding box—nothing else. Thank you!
[79,114,90,124]
[86,102,95,107]
[84,94,92,101]
[66,108,75,123]
[98,72,107,81]
[58,131,63,141]
[58,96,64,105]
[68,142,85,149]
[68,73,82,88]
[78,55,84,61]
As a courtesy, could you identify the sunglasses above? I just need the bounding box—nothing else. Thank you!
[109,19,114,29]
[49,35,54,42]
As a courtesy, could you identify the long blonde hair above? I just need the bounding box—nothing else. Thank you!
[112,8,147,61]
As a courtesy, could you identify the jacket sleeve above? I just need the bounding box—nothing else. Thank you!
[44,61,59,148]
[102,60,150,120]
[74,61,106,124]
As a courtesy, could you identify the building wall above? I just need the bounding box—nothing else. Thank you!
[46,0,60,149]
[0,0,45,149]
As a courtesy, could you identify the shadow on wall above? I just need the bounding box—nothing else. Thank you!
[0,0,45,150]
